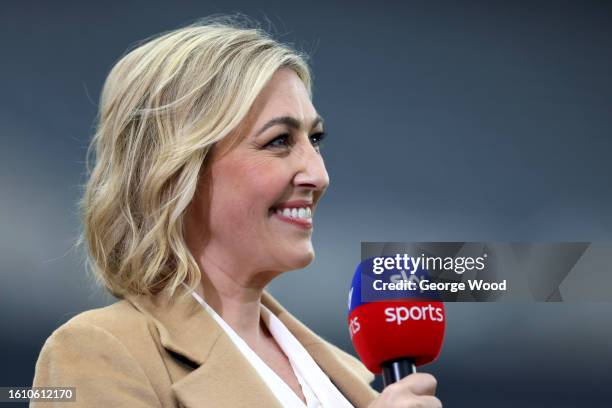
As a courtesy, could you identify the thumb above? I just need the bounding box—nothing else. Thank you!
[397,373,437,396]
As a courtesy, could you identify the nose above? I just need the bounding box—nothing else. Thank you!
[293,140,330,192]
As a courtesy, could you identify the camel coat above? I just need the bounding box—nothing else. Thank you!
[32,289,378,407]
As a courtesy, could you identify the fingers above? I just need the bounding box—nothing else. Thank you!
[418,395,443,408]
[398,373,437,396]
[370,373,441,408]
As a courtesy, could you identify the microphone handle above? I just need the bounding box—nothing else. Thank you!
[382,358,416,387]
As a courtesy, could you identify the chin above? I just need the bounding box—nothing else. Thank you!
[277,245,315,271]
[294,252,315,269]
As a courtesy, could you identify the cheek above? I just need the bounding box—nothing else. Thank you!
[209,159,287,231]
[209,182,248,233]
[207,163,243,232]
[234,158,291,209]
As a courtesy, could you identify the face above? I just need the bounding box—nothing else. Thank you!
[186,68,329,285]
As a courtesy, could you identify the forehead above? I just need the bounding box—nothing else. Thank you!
[212,69,319,156]
[243,68,318,134]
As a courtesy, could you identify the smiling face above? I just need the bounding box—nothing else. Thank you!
[186,68,329,285]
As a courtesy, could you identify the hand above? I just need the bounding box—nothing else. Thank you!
[369,373,441,408]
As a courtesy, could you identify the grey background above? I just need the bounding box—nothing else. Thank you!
[1,0,611,407]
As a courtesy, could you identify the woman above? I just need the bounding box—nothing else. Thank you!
[32,18,440,408]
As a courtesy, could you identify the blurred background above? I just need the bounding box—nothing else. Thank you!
[1,1,611,407]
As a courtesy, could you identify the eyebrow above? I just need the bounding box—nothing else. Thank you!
[254,115,324,138]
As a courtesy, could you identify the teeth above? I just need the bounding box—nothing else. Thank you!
[276,207,312,220]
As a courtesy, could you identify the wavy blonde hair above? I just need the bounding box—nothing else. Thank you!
[81,17,311,298]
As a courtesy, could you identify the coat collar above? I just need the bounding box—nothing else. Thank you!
[125,287,376,408]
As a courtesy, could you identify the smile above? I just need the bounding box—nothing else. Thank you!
[275,207,312,220]
[271,206,313,229]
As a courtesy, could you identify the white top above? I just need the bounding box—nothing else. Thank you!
[189,290,354,408]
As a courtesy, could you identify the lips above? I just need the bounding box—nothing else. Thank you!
[270,200,313,215]
[273,200,313,210]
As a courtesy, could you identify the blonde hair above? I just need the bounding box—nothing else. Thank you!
[81,17,311,298]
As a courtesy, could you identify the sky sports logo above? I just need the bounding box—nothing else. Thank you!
[348,304,444,339]
[384,305,445,325]
[372,253,488,275]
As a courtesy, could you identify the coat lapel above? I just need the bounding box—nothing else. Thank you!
[126,288,376,408]
[171,333,283,408]
[262,292,378,407]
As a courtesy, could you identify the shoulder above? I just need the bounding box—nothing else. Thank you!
[55,299,147,337]
[32,301,164,407]
[41,300,161,370]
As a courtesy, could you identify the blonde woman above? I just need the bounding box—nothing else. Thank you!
[32,17,440,408]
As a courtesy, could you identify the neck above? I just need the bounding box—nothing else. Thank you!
[194,255,276,346]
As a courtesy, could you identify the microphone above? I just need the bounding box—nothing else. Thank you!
[347,258,446,387]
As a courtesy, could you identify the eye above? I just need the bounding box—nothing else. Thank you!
[310,132,326,148]
[265,134,291,148]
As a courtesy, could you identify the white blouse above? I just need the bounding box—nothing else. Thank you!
[190,290,354,408]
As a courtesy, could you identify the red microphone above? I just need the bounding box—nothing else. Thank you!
[348,259,446,386]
